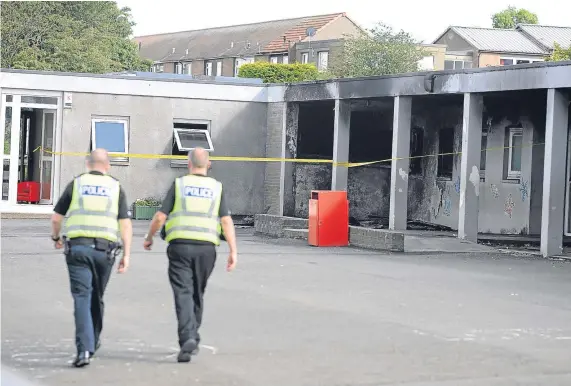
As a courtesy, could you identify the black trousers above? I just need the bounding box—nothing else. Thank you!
[66,245,114,354]
[167,242,217,348]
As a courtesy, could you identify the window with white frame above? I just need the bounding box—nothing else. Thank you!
[507,127,523,179]
[171,120,213,164]
[183,62,192,75]
[175,63,182,74]
[205,61,213,76]
[283,55,289,64]
[270,56,279,64]
[216,61,222,76]
[301,52,309,64]
[317,51,329,71]
[444,60,472,70]
[234,57,255,77]
[153,63,164,73]
[500,57,544,66]
[91,117,129,161]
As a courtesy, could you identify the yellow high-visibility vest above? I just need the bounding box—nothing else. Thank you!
[64,173,120,242]
[165,175,222,245]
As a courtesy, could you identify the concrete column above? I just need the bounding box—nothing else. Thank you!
[263,102,287,216]
[458,93,484,241]
[540,89,569,257]
[282,103,298,217]
[331,99,351,191]
[389,96,412,230]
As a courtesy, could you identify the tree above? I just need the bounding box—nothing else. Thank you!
[492,6,538,29]
[548,43,571,61]
[0,1,152,73]
[238,62,319,83]
[328,22,426,79]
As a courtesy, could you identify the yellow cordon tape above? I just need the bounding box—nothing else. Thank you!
[33,142,544,169]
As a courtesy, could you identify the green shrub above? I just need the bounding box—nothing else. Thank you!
[133,197,161,207]
[238,62,319,83]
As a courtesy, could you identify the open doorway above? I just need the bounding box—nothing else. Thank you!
[16,107,56,204]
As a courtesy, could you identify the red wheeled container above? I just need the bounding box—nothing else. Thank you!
[17,181,41,204]
[308,190,349,247]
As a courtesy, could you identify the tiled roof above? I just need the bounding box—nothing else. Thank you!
[134,13,345,62]
[516,24,571,50]
[263,14,342,52]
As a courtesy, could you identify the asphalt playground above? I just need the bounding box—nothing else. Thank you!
[2,219,571,386]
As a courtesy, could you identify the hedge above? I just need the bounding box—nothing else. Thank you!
[237,62,319,83]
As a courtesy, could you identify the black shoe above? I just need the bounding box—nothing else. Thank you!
[177,339,198,363]
[72,351,90,368]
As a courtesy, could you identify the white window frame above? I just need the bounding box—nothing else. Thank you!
[500,57,544,66]
[183,62,192,75]
[301,52,309,64]
[507,127,523,179]
[234,56,255,77]
[205,61,213,76]
[270,56,279,64]
[91,117,129,162]
[283,55,289,64]
[444,60,472,70]
[317,51,329,71]
[173,128,214,152]
[216,61,223,76]
[153,63,164,73]
[175,62,182,74]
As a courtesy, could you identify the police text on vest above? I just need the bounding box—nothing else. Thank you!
[81,185,111,197]
[183,186,214,198]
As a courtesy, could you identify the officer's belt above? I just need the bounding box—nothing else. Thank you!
[68,237,112,249]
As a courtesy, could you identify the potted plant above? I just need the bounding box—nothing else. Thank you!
[132,197,162,220]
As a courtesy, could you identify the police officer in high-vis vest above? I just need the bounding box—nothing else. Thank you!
[143,147,237,363]
[51,149,133,368]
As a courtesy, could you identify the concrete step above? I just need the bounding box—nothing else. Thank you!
[283,228,308,240]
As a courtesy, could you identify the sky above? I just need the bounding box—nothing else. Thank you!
[118,0,570,43]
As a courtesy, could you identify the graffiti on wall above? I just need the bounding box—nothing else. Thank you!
[432,185,452,218]
[454,175,461,194]
[519,180,529,202]
[490,184,499,199]
[504,194,515,218]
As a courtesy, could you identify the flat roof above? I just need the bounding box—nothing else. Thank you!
[2,60,571,103]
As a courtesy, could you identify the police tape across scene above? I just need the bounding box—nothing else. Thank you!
[33,142,544,169]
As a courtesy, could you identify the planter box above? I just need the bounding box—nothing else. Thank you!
[133,205,161,220]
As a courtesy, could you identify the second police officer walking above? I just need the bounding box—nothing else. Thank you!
[143,147,237,363]
[50,149,133,368]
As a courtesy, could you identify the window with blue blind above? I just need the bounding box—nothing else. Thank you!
[91,118,128,155]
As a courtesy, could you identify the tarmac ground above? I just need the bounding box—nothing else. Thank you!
[2,219,571,386]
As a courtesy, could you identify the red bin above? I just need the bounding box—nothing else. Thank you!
[17,181,41,204]
[308,190,349,247]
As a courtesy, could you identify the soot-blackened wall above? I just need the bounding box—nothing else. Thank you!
[291,92,547,234]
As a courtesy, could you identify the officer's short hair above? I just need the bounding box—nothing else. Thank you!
[188,147,209,168]
[87,149,110,165]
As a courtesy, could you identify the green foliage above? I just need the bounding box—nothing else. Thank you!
[133,197,162,207]
[237,62,319,83]
[1,1,152,73]
[548,43,571,61]
[491,6,538,29]
[329,22,426,78]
